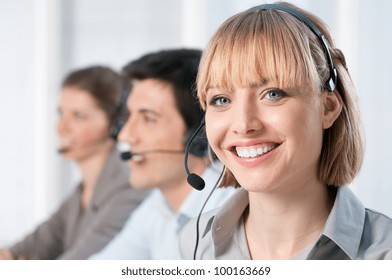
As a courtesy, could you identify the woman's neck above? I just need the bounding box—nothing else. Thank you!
[77,140,114,208]
[244,180,334,260]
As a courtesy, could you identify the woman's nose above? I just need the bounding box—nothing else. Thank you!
[57,117,70,135]
[232,100,263,136]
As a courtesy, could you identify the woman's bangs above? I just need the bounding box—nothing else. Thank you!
[205,23,309,92]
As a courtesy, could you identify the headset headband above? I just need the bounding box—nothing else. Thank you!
[253,4,337,92]
[110,80,131,140]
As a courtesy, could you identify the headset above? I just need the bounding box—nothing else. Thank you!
[58,73,131,154]
[119,117,209,161]
[184,117,208,191]
[254,4,337,92]
[110,78,131,141]
[185,3,339,259]
[185,3,339,190]
[184,121,208,158]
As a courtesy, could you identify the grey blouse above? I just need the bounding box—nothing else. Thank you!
[181,186,392,260]
[10,148,149,259]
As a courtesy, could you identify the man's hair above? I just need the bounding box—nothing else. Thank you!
[122,49,203,131]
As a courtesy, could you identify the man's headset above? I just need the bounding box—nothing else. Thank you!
[119,120,209,161]
[185,3,339,259]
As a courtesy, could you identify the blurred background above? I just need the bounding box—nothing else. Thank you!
[1,0,391,246]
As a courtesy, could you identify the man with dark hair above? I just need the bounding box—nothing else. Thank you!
[90,49,234,259]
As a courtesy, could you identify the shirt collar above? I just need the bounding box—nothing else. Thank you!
[320,186,366,259]
[212,188,249,257]
[210,186,366,260]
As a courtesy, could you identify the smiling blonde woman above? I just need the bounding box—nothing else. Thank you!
[180,2,392,260]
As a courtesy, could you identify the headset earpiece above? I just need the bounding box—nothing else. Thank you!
[184,123,208,157]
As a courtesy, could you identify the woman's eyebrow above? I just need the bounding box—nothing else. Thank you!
[249,78,268,88]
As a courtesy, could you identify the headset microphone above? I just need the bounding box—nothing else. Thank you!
[120,151,144,162]
[57,137,109,154]
[58,147,70,153]
[184,118,206,191]
[120,149,184,161]
[117,142,184,162]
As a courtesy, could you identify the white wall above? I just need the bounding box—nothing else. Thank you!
[353,0,392,216]
[0,0,63,245]
[1,0,392,246]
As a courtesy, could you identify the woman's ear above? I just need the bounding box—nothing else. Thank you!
[322,91,343,129]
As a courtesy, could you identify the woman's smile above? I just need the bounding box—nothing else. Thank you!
[233,143,279,158]
[230,143,280,167]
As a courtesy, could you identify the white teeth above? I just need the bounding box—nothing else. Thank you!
[250,148,257,157]
[243,150,249,157]
[236,145,276,158]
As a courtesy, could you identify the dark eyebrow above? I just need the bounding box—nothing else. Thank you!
[138,108,161,117]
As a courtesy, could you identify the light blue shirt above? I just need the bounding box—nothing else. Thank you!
[90,165,235,259]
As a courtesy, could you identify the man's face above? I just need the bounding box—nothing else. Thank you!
[118,79,188,190]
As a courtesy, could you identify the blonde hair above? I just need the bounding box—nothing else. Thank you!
[198,2,364,187]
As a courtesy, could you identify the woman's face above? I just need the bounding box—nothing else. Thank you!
[205,81,330,194]
[56,86,111,162]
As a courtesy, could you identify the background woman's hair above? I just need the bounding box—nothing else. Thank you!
[62,65,129,130]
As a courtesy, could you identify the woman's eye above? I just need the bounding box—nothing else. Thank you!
[209,96,230,107]
[74,112,87,120]
[264,89,286,101]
